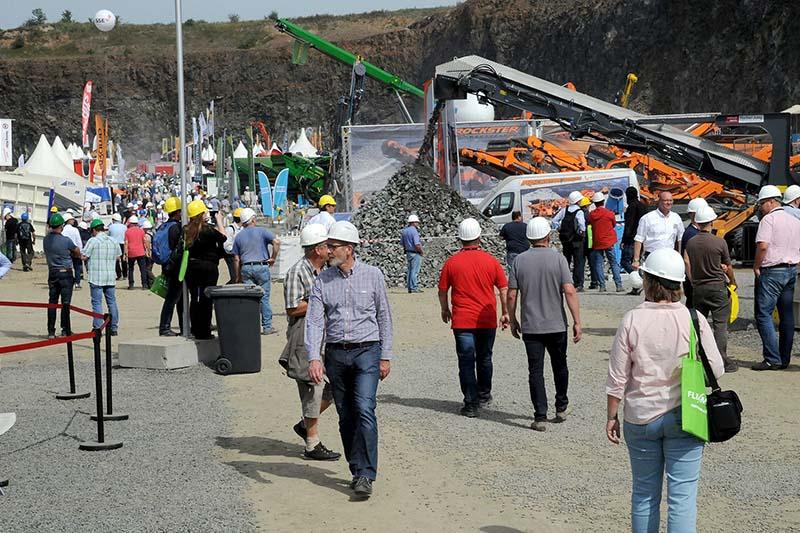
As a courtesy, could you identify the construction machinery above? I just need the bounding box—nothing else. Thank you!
[615,73,638,108]
[433,55,798,260]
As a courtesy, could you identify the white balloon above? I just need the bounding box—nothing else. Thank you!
[94,10,116,32]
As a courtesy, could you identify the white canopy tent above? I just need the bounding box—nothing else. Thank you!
[292,128,319,158]
[233,141,248,159]
[51,136,74,169]
[13,134,91,209]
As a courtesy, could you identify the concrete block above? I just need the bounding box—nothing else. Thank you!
[118,336,220,370]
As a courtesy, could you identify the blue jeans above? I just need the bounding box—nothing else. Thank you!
[406,251,422,292]
[505,252,520,276]
[754,266,796,366]
[624,407,704,533]
[90,283,119,331]
[5,239,16,263]
[590,248,622,288]
[325,342,381,480]
[620,243,635,274]
[453,329,496,407]
[73,257,83,283]
[241,264,272,330]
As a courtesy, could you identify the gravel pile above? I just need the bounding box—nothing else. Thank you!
[352,163,505,287]
[0,359,255,532]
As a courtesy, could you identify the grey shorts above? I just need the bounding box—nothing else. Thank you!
[296,380,333,419]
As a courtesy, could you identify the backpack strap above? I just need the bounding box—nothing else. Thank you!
[689,308,721,392]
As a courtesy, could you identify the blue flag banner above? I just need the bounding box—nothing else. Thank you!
[258,171,274,217]
[272,168,289,213]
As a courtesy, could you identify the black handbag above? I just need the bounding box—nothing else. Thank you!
[689,309,743,442]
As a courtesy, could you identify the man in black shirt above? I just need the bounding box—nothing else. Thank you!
[499,211,529,271]
[621,187,647,294]
[3,210,19,263]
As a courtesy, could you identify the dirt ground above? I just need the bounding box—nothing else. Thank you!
[1,257,799,532]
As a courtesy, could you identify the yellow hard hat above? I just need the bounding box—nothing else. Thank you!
[233,208,242,218]
[579,197,591,207]
[164,196,181,214]
[50,206,59,213]
[319,195,336,208]
[187,199,208,219]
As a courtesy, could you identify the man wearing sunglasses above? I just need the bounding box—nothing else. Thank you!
[305,221,394,500]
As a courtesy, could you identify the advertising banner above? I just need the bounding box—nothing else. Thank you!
[94,114,107,182]
[455,119,535,202]
[81,81,93,147]
[0,119,11,167]
[346,123,426,207]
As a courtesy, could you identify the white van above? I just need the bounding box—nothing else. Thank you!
[477,168,638,226]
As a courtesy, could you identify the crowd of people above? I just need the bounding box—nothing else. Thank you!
[3,178,799,529]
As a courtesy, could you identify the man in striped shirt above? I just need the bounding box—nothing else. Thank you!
[306,221,393,499]
[82,219,121,334]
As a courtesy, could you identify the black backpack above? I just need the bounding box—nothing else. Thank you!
[17,221,33,241]
[559,208,583,242]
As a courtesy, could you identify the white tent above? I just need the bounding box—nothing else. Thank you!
[288,139,297,153]
[270,142,283,155]
[233,141,248,159]
[15,134,91,209]
[292,128,319,158]
[254,142,266,156]
[208,145,217,161]
[51,136,74,169]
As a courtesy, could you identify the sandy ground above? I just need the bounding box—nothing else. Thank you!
[1,256,800,532]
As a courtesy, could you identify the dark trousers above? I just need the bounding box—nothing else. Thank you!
[72,257,83,284]
[4,238,16,263]
[115,244,128,279]
[692,282,731,364]
[224,255,236,284]
[620,243,635,274]
[325,342,381,480]
[186,262,218,339]
[561,240,585,289]
[453,328,496,407]
[522,331,569,420]
[683,281,694,308]
[47,270,75,335]
[19,239,33,270]
[128,256,149,288]
[159,272,184,334]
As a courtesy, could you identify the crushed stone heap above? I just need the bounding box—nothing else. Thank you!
[351,163,505,287]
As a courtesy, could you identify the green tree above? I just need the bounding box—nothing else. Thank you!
[26,8,47,26]
[267,11,279,21]
[60,10,73,23]
[228,13,240,23]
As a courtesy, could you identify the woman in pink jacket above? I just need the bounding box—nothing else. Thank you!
[606,248,725,533]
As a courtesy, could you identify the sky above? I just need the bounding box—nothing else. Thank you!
[2,0,459,28]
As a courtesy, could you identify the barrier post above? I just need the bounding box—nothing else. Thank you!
[79,328,122,451]
[91,314,128,422]
[55,340,90,400]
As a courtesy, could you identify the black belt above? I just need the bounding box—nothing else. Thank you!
[327,341,379,350]
[405,250,420,254]
[242,260,270,266]
[763,263,796,269]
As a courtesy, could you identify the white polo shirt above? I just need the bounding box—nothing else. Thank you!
[634,209,684,254]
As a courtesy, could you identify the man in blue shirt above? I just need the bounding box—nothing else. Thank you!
[43,214,80,338]
[232,208,281,335]
[400,214,423,293]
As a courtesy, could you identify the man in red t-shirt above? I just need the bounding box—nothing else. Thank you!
[587,192,623,292]
[438,218,509,418]
[124,215,150,290]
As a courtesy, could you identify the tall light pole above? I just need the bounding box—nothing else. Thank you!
[175,0,190,337]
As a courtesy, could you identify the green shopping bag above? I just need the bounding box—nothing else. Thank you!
[150,274,169,298]
[681,320,709,442]
[178,240,189,283]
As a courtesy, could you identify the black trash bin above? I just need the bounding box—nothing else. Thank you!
[205,284,265,375]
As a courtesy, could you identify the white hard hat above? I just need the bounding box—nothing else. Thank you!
[2,207,10,217]
[146,202,154,208]
[407,214,420,223]
[142,220,153,230]
[78,221,88,230]
[65,208,75,215]
[591,191,605,204]
[640,248,686,283]
[526,216,551,240]
[784,184,800,204]
[128,215,139,225]
[629,270,643,289]
[328,220,360,244]
[112,213,122,222]
[758,185,782,202]
[458,218,482,241]
[568,191,584,205]
[300,223,328,246]
[63,213,75,222]
[695,205,717,224]
[687,197,708,213]
[240,208,256,224]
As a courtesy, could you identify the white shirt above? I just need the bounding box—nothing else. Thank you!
[224,223,241,254]
[551,204,586,232]
[634,209,684,253]
[62,224,83,252]
[308,210,335,232]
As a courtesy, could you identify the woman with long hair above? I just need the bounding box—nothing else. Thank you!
[184,200,227,339]
[606,248,725,532]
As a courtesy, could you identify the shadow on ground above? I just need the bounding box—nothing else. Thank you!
[581,327,618,337]
[378,394,531,429]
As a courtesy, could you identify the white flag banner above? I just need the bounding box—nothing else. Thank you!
[0,119,12,166]
[18,154,25,168]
